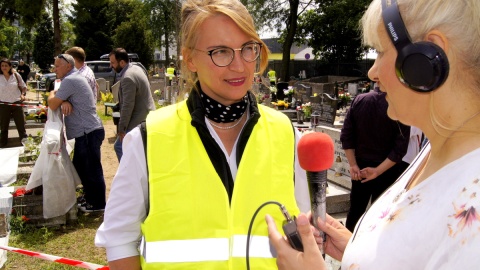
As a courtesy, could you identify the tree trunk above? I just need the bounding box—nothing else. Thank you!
[53,0,62,56]
[280,0,299,82]
[163,8,170,64]
[175,0,181,66]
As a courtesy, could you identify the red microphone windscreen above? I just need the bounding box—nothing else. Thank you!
[297,132,335,172]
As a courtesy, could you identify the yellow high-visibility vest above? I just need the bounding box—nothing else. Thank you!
[166,67,175,81]
[141,100,299,269]
[267,70,276,83]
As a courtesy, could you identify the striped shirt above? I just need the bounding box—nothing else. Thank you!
[77,64,97,103]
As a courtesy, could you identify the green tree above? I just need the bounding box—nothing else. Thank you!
[60,0,76,51]
[14,28,34,63]
[0,0,46,28]
[0,19,17,58]
[241,0,315,82]
[113,7,154,68]
[298,0,370,64]
[33,13,54,71]
[143,0,181,65]
[71,0,112,60]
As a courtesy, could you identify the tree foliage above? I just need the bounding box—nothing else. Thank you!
[112,0,154,68]
[71,0,112,60]
[0,0,45,28]
[33,13,54,71]
[297,0,370,63]
[0,19,17,58]
[14,28,34,62]
[143,0,181,64]
[241,0,315,82]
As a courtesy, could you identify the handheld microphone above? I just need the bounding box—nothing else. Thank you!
[297,132,334,255]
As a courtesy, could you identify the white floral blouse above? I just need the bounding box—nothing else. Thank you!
[342,143,480,270]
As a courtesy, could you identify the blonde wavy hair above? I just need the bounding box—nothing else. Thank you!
[180,0,270,92]
[361,0,480,135]
[361,0,480,88]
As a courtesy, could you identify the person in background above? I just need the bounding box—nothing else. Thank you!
[266,0,480,269]
[16,60,30,83]
[340,86,409,231]
[65,46,98,103]
[267,67,276,86]
[398,125,423,172]
[48,54,106,213]
[0,58,27,147]
[166,62,177,86]
[108,48,155,161]
[95,0,311,269]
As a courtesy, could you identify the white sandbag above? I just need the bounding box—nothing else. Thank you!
[0,148,20,186]
[26,108,81,219]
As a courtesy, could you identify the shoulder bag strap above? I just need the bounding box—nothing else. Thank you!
[14,73,25,95]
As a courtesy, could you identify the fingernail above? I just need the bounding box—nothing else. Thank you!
[297,215,308,225]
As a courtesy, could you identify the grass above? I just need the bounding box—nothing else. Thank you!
[4,128,110,269]
[5,213,107,270]
[3,100,122,269]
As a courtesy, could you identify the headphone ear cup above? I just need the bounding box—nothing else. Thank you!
[395,41,449,92]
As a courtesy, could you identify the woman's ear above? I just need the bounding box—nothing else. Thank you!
[426,30,449,54]
[182,48,197,73]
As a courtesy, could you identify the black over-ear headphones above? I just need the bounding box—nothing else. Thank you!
[381,0,449,92]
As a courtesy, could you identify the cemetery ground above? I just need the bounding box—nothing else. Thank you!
[4,100,119,269]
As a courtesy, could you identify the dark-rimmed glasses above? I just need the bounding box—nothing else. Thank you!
[195,42,262,67]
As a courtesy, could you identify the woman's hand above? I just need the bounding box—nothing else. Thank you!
[266,213,326,270]
[314,213,352,261]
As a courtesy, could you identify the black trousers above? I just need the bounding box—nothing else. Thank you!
[0,103,27,146]
[345,158,405,231]
[72,128,106,209]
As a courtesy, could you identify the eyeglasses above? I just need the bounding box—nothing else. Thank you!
[57,54,70,65]
[195,42,262,67]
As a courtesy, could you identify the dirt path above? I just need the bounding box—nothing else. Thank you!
[100,117,118,198]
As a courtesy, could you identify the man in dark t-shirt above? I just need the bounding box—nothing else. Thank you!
[17,60,30,82]
[340,87,410,231]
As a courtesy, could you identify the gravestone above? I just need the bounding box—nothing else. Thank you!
[294,83,312,103]
[348,83,359,96]
[315,126,352,190]
[310,94,338,127]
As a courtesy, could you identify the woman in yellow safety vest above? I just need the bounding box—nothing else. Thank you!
[95,0,311,269]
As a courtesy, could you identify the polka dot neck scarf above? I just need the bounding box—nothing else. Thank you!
[200,90,248,123]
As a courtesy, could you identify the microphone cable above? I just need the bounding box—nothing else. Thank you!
[246,200,294,270]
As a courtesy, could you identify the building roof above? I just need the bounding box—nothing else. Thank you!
[262,38,308,54]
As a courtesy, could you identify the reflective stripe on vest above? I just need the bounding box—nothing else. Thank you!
[142,100,299,269]
[141,235,274,263]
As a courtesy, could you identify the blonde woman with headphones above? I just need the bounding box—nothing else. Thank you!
[267,0,480,269]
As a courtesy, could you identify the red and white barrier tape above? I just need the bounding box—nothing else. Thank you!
[0,101,46,109]
[0,245,109,269]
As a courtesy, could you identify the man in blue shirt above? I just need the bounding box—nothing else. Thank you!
[48,54,106,213]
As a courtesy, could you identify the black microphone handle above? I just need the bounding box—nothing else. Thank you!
[307,170,327,254]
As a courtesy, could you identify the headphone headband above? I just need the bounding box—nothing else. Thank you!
[381,0,449,92]
[381,0,412,51]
